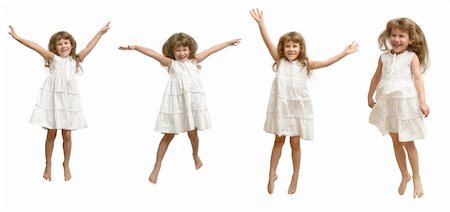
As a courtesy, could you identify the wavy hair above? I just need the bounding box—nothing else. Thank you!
[378,17,429,73]
[276,31,310,76]
[162,32,198,60]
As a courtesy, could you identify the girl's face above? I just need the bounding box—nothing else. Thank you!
[173,45,190,62]
[55,38,72,57]
[284,40,301,61]
[389,27,412,54]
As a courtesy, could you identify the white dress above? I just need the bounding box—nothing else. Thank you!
[30,55,87,130]
[154,60,211,133]
[264,58,313,139]
[369,51,426,141]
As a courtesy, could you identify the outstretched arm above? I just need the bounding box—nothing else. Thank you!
[8,26,54,61]
[118,45,172,67]
[411,54,429,117]
[78,21,111,62]
[195,39,241,63]
[367,57,382,108]
[308,41,359,70]
[250,8,279,63]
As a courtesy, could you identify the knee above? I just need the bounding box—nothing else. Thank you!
[290,141,300,150]
[187,130,198,140]
[163,134,175,142]
[47,130,57,141]
[403,142,416,151]
[290,137,300,150]
[62,131,72,142]
[274,137,285,147]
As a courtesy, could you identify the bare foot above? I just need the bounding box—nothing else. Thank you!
[267,174,278,194]
[43,163,52,181]
[63,163,71,181]
[288,174,299,195]
[149,165,161,184]
[398,175,411,195]
[193,155,203,170]
[413,177,424,198]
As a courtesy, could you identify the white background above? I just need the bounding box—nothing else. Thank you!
[1,0,449,211]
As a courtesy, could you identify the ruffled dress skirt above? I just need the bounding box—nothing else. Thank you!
[30,70,87,130]
[263,59,313,140]
[155,60,211,133]
[369,79,426,141]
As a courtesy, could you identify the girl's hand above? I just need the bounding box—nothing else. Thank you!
[227,39,241,46]
[100,21,111,34]
[344,41,359,55]
[8,25,18,39]
[420,103,430,118]
[368,97,376,108]
[118,45,136,50]
[250,8,264,24]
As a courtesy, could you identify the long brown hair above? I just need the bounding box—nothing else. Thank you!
[162,32,198,60]
[276,31,310,75]
[378,17,429,73]
[47,31,82,74]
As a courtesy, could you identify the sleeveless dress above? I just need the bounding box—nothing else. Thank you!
[264,58,313,139]
[30,55,87,130]
[369,51,426,141]
[154,60,211,133]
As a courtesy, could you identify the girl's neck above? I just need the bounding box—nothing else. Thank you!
[391,49,407,55]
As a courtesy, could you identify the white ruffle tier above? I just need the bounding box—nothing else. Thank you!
[30,72,87,130]
[369,80,426,141]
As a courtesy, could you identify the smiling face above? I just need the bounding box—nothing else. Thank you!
[283,40,301,61]
[48,31,77,59]
[55,38,73,57]
[389,27,412,54]
[173,45,190,62]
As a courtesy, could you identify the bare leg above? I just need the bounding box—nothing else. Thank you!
[43,129,57,181]
[188,129,202,170]
[403,141,423,198]
[390,133,411,195]
[62,130,72,181]
[267,135,285,194]
[149,133,175,184]
[288,136,301,194]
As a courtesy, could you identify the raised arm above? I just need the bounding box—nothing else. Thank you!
[195,39,241,63]
[308,41,359,70]
[118,45,172,67]
[78,21,111,62]
[411,54,429,117]
[367,57,382,108]
[9,25,54,61]
[250,8,279,63]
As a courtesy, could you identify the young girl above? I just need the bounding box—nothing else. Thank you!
[119,33,240,184]
[9,22,110,181]
[368,18,429,198]
[250,9,358,194]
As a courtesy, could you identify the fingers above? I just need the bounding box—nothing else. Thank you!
[250,8,262,18]
[118,45,134,50]
[423,109,429,118]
